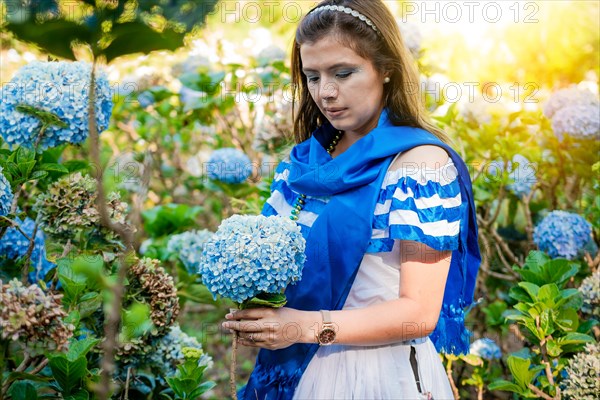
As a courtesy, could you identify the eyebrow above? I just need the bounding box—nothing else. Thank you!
[302,62,359,74]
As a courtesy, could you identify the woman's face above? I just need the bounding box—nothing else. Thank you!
[300,34,386,138]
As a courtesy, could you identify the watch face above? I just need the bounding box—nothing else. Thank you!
[319,327,336,345]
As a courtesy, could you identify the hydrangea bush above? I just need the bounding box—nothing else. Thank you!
[0,61,113,150]
[206,148,252,184]
[167,229,213,274]
[199,214,305,304]
[533,211,592,259]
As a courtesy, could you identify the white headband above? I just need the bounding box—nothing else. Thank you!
[311,4,380,35]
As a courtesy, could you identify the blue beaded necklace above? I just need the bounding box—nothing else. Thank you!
[290,130,343,221]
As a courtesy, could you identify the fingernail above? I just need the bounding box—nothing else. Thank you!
[222,322,230,329]
[225,313,233,319]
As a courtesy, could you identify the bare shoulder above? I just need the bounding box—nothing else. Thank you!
[390,145,450,171]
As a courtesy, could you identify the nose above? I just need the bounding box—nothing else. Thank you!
[319,79,338,102]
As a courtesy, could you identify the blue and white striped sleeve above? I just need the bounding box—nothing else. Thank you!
[369,159,464,253]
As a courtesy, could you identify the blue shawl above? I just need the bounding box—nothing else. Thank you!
[241,114,480,399]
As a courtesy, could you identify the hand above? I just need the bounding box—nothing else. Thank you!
[222,307,316,350]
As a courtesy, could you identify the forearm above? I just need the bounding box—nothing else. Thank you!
[298,298,440,346]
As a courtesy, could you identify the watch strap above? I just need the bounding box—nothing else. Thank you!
[320,310,332,325]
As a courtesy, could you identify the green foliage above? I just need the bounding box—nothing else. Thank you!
[161,348,216,400]
[491,251,595,398]
[142,204,204,238]
[46,337,100,399]
[3,0,218,62]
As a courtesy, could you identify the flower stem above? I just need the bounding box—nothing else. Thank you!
[230,330,238,400]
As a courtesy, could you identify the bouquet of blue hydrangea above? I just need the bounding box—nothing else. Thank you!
[198,214,305,399]
[199,214,306,307]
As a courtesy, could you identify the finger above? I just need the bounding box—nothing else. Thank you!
[222,320,262,333]
[226,308,269,320]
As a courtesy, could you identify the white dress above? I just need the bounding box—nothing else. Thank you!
[292,244,455,399]
[264,157,462,400]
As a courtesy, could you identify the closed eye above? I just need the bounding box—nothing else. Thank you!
[336,71,353,79]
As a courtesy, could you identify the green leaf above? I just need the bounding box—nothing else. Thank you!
[8,381,38,400]
[538,284,560,307]
[17,160,35,180]
[241,292,287,309]
[540,259,579,287]
[509,286,533,303]
[189,381,217,397]
[67,337,101,362]
[39,163,70,173]
[15,104,68,129]
[556,288,582,309]
[63,160,90,173]
[555,308,579,331]
[539,309,554,337]
[6,20,91,60]
[78,292,103,318]
[30,170,48,180]
[142,204,203,237]
[558,332,594,346]
[488,380,525,394]
[48,355,87,396]
[523,251,549,270]
[517,282,539,301]
[103,23,185,63]
[546,339,562,357]
[507,355,533,389]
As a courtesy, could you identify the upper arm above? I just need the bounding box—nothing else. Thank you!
[390,145,450,171]
[398,241,451,331]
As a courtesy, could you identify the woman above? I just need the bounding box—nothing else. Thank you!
[222,1,480,398]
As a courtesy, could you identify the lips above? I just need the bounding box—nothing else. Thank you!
[324,107,347,118]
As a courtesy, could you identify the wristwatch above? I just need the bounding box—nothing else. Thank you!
[316,310,337,345]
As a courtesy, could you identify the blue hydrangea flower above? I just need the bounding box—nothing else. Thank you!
[199,214,306,304]
[148,325,212,382]
[543,87,599,119]
[0,61,113,150]
[137,91,155,108]
[167,229,213,275]
[206,148,252,184]
[533,211,592,260]
[0,168,13,217]
[470,338,502,360]
[0,217,55,283]
[551,105,599,141]
[487,154,537,197]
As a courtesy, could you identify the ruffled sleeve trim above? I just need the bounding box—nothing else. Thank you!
[367,159,464,253]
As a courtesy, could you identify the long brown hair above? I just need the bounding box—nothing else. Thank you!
[291,0,448,144]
